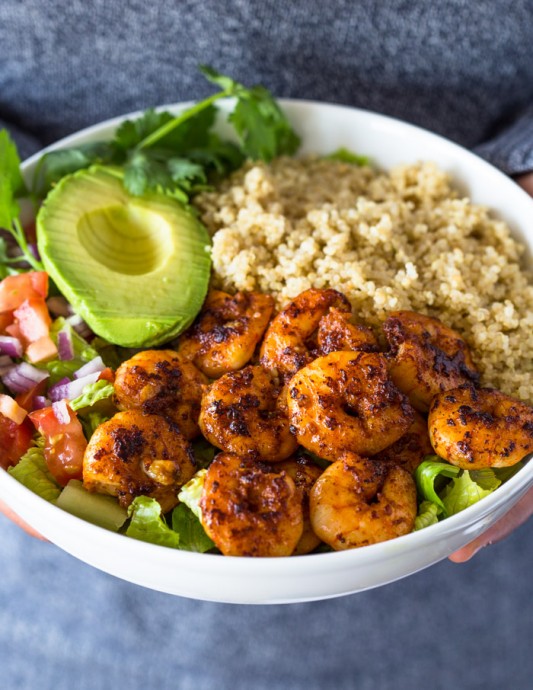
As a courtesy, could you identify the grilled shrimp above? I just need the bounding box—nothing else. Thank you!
[260,288,351,381]
[177,290,274,378]
[428,385,533,469]
[383,311,479,412]
[287,351,414,461]
[317,307,379,355]
[373,410,434,474]
[276,455,323,555]
[200,452,304,557]
[83,410,196,512]
[310,453,417,550]
[199,365,298,462]
[114,350,207,440]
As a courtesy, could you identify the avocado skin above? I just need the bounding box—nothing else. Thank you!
[36,167,212,348]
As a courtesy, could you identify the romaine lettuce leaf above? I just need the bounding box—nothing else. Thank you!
[415,456,507,522]
[70,380,114,411]
[171,503,215,553]
[414,500,440,530]
[178,469,207,520]
[415,458,461,515]
[441,471,498,516]
[126,496,180,548]
[8,438,61,502]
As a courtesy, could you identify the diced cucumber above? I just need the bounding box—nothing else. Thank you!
[55,479,127,531]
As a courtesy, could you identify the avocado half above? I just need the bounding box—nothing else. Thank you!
[37,167,211,348]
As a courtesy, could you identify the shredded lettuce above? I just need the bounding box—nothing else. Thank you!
[178,469,207,520]
[8,437,61,502]
[415,457,461,515]
[414,457,515,528]
[126,496,181,548]
[171,503,215,553]
[414,501,440,530]
[125,479,215,552]
[440,471,499,516]
[175,470,216,551]
[80,411,111,439]
[70,380,114,411]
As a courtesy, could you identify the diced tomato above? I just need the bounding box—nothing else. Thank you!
[0,313,13,333]
[0,272,49,312]
[13,298,52,343]
[0,413,34,470]
[29,404,87,486]
[25,335,57,363]
[15,379,48,412]
[98,367,115,383]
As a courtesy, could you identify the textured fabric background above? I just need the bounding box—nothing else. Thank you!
[0,2,532,689]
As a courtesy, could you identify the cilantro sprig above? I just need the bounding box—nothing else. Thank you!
[0,130,44,276]
[32,66,301,198]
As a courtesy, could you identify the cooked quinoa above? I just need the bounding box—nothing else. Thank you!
[194,157,533,401]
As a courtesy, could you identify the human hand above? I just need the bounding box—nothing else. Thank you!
[450,170,533,562]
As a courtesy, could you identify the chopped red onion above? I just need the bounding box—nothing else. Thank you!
[57,328,74,361]
[66,314,93,340]
[74,356,105,379]
[0,355,14,375]
[33,395,51,410]
[47,376,71,400]
[48,371,101,402]
[0,336,23,358]
[52,400,71,424]
[46,296,73,318]
[1,362,49,394]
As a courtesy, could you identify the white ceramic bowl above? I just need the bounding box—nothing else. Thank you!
[1,100,532,604]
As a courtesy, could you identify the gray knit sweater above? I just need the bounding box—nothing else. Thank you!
[1,0,533,174]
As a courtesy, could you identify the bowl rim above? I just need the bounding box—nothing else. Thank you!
[2,96,532,577]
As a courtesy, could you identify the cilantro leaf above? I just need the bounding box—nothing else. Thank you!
[326,147,370,166]
[201,65,301,161]
[33,141,114,196]
[0,129,25,229]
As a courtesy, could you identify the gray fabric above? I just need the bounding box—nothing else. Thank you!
[0,2,532,689]
[1,1,533,171]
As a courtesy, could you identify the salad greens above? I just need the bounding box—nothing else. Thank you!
[414,456,523,529]
[8,437,61,502]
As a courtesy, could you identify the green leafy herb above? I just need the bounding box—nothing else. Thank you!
[201,65,300,161]
[325,147,369,166]
[0,129,44,274]
[33,66,299,199]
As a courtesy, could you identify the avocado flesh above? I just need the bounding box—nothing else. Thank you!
[36,167,211,347]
